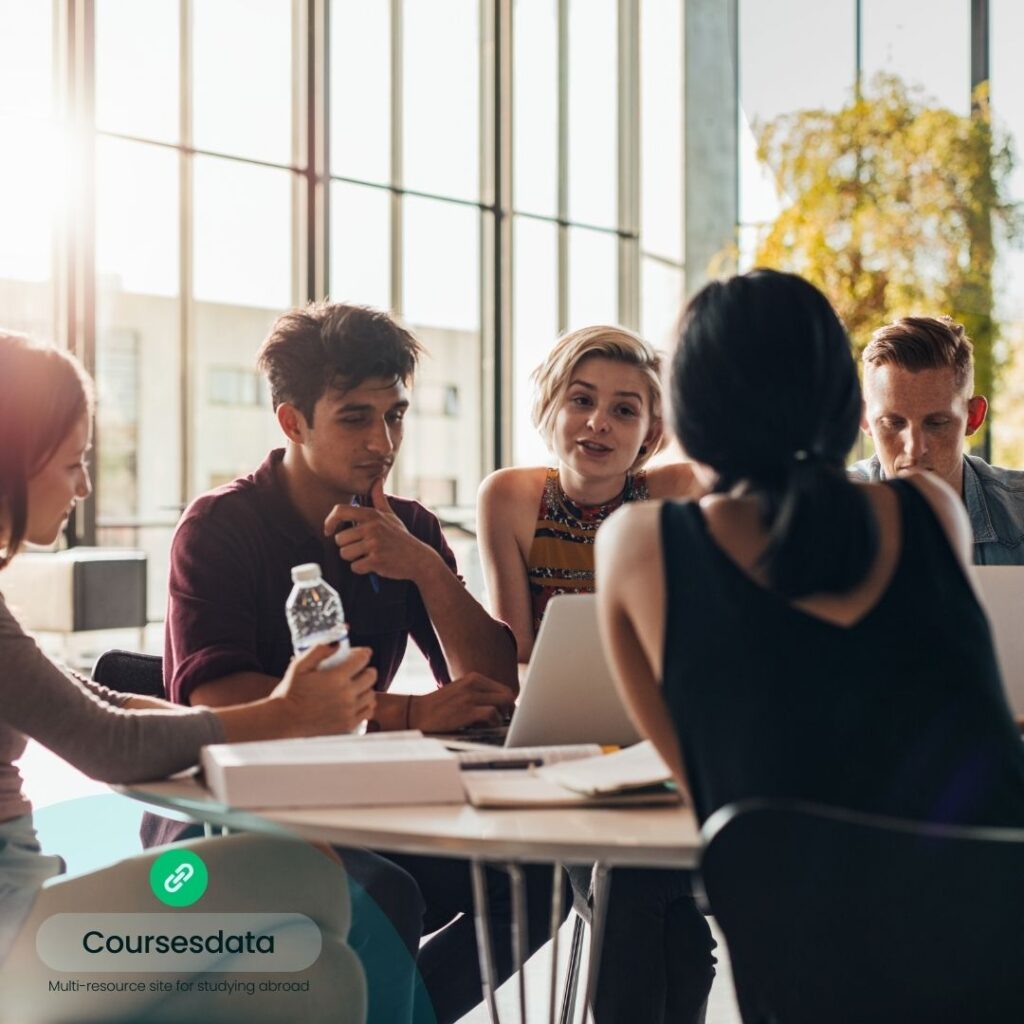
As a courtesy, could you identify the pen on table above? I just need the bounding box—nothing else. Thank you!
[351,494,381,594]
[460,759,543,771]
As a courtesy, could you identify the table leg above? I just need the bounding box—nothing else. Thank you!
[582,863,612,1024]
[558,916,585,1024]
[547,864,565,1024]
[471,859,502,1024]
[508,863,529,1024]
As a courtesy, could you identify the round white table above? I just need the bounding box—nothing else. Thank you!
[116,774,701,1024]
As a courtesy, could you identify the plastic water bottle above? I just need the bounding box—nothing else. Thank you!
[285,563,351,671]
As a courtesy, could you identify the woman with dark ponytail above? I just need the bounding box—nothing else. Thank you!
[671,269,877,601]
[595,269,1024,830]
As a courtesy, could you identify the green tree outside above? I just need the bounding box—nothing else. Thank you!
[749,74,1020,423]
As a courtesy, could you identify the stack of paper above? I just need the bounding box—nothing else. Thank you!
[461,742,679,809]
[536,741,673,795]
[201,732,465,809]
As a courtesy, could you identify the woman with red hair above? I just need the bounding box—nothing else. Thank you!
[0,332,377,1022]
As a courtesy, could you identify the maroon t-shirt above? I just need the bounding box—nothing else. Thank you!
[144,449,461,849]
[164,448,456,705]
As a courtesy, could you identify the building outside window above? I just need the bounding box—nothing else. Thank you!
[5,1,1019,615]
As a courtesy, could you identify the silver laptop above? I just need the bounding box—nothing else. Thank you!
[975,567,1024,716]
[505,593,642,748]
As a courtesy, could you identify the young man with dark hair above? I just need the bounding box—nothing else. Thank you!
[852,315,1024,563]
[145,301,565,1024]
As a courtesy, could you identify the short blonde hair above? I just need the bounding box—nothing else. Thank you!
[530,325,666,469]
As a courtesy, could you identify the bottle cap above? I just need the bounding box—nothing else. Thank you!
[290,563,323,584]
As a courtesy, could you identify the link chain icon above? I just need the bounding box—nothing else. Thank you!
[164,861,195,893]
[149,849,208,907]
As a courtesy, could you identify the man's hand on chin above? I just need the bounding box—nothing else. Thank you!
[324,478,437,582]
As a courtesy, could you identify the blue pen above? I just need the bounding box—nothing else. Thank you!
[352,494,381,594]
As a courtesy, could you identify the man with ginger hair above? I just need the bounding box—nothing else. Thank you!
[852,315,1024,564]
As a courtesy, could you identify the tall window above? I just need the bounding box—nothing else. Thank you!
[1,0,688,615]
[0,1,61,343]
[512,0,685,466]
[92,0,297,612]
[737,0,856,267]
[330,0,485,510]
[990,0,1024,463]
[737,1,1024,468]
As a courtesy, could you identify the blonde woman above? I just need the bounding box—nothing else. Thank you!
[477,326,713,1024]
[479,325,698,664]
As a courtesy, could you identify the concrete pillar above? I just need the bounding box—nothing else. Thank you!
[683,0,739,298]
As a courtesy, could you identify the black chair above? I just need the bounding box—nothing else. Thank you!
[91,649,164,698]
[699,799,1024,1024]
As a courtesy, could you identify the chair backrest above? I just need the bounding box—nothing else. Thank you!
[91,649,165,698]
[699,799,1024,1024]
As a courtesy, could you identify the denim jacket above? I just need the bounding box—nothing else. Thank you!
[848,454,1024,565]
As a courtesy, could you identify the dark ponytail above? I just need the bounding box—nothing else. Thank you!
[671,270,878,599]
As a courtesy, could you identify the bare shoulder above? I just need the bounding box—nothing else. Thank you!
[478,465,548,505]
[477,467,549,526]
[596,500,664,570]
[644,461,701,500]
[477,467,549,552]
[897,473,974,566]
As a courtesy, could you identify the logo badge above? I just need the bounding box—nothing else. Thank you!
[149,850,208,907]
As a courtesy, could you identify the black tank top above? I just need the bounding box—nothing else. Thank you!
[661,479,1024,827]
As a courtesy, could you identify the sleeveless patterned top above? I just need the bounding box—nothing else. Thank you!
[525,466,649,634]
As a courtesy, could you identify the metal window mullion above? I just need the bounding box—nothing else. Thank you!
[496,0,513,471]
[53,0,71,354]
[617,0,640,330]
[292,0,304,301]
[68,0,97,546]
[390,0,404,316]
[971,0,991,462]
[854,0,862,98]
[480,0,497,213]
[556,0,569,332]
[482,0,512,473]
[971,0,989,98]
[304,0,329,303]
[679,0,686,277]
[180,0,194,506]
[731,0,740,256]
[294,0,308,302]
[67,0,96,374]
[480,0,495,477]
[388,0,408,496]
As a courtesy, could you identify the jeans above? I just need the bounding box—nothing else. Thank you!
[0,815,64,965]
